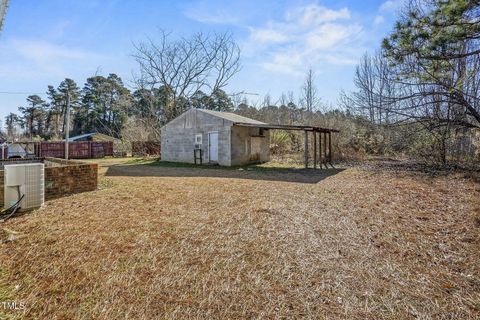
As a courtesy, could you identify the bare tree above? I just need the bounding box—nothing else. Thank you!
[277,93,288,107]
[262,93,272,107]
[133,30,241,122]
[300,68,319,112]
[340,52,397,124]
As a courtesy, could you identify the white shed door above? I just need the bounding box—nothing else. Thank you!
[208,132,219,162]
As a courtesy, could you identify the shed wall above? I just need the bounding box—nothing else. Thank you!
[161,109,232,165]
[230,126,270,166]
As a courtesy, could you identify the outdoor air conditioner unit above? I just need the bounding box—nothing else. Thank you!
[4,163,45,211]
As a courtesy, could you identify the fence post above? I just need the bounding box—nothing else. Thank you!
[65,92,70,160]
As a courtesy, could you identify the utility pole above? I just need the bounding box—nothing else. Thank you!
[0,0,9,35]
[65,90,70,160]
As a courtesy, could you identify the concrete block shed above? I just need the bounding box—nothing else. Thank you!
[161,108,270,166]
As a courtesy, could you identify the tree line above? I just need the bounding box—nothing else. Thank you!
[3,0,479,164]
[4,76,234,141]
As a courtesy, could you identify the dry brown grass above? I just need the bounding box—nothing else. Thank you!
[0,158,479,319]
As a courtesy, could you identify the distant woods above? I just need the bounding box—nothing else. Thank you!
[3,76,236,142]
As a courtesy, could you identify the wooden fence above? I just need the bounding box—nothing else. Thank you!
[36,141,113,158]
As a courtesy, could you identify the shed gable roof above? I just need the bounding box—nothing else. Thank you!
[196,109,266,125]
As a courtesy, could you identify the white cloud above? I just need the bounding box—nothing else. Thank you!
[262,49,304,76]
[0,39,105,79]
[243,4,364,77]
[322,54,357,65]
[182,2,241,25]
[379,0,403,13]
[286,4,351,25]
[13,40,90,63]
[374,15,385,25]
[249,27,288,44]
[184,11,240,25]
[305,23,362,51]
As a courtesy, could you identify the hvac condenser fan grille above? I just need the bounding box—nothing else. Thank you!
[22,164,45,209]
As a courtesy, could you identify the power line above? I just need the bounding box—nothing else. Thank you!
[0,91,45,95]
[228,91,259,96]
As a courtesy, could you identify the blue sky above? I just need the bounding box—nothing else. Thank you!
[0,0,404,124]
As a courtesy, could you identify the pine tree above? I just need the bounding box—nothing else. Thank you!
[4,112,20,139]
[382,0,480,129]
[18,95,46,138]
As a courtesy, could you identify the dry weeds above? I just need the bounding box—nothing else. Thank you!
[0,158,479,319]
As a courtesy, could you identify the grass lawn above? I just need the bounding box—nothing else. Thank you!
[0,158,479,319]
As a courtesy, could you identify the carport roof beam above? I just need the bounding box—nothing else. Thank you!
[233,122,340,133]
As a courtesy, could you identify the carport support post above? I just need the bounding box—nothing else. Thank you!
[318,131,321,168]
[304,130,309,168]
[313,131,317,169]
[328,131,332,164]
[320,132,324,169]
[323,132,327,168]
[318,132,322,169]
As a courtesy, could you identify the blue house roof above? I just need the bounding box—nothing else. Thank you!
[68,132,118,142]
[68,133,96,141]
